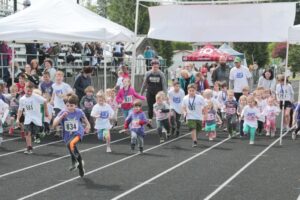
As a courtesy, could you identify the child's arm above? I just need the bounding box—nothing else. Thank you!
[2,103,9,123]
[79,97,85,110]
[124,114,132,129]
[44,101,49,118]
[82,115,91,133]
[216,113,222,124]
[53,111,68,128]
[50,92,55,105]
[132,88,146,100]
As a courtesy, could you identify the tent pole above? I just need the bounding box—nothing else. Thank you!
[11,41,15,84]
[131,0,139,88]
[279,42,290,146]
[104,51,107,91]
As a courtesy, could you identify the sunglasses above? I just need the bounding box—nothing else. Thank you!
[151,62,159,65]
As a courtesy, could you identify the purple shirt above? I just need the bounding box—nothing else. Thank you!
[58,108,86,143]
[40,81,54,95]
[125,111,148,136]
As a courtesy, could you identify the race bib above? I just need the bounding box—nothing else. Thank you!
[25,104,33,111]
[246,113,256,121]
[207,113,215,121]
[149,77,160,83]
[124,95,133,103]
[84,101,93,109]
[236,72,244,78]
[173,97,181,104]
[132,119,141,128]
[227,107,236,115]
[100,111,109,119]
[64,120,78,132]
[188,105,196,111]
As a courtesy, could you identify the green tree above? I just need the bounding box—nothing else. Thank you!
[234,43,269,68]
[172,42,192,50]
[288,45,300,73]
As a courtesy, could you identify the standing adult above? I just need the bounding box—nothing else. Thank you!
[74,66,93,101]
[141,59,168,126]
[25,43,37,64]
[30,59,42,77]
[229,57,252,101]
[179,69,195,95]
[0,41,10,67]
[3,62,22,89]
[257,69,276,92]
[144,46,155,70]
[211,55,231,85]
[43,58,56,82]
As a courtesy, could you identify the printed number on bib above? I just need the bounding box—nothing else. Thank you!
[132,119,141,128]
[64,120,78,132]
[236,72,243,78]
[124,96,133,103]
[100,111,109,119]
[173,97,181,104]
[25,104,33,111]
[188,105,196,111]
[227,108,236,114]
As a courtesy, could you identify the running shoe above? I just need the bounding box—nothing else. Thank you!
[249,141,254,145]
[292,131,296,140]
[69,161,79,171]
[139,147,143,154]
[192,141,197,147]
[159,137,165,144]
[78,160,85,177]
[9,127,14,135]
[24,149,33,154]
[106,146,112,153]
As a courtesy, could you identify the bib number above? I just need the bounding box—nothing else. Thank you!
[25,104,33,111]
[100,111,109,119]
[64,120,78,132]
[173,97,181,104]
[188,105,195,111]
[124,96,133,103]
[132,119,141,128]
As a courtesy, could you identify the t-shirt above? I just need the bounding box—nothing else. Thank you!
[52,82,73,110]
[256,100,267,122]
[225,99,238,116]
[39,81,54,96]
[57,108,85,143]
[91,103,114,130]
[168,88,185,114]
[241,105,260,128]
[218,91,228,111]
[206,109,216,125]
[229,66,252,93]
[213,91,220,101]
[45,103,54,123]
[262,105,280,121]
[182,94,207,120]
[276,83,294,102]
[9,96,19,114]
[19,94,46,126]
[153,102,170,120]
[116,77,124,89]
[0,99,9,123]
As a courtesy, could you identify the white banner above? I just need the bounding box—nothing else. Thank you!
[289,25,300,43]
[148,3,296,42]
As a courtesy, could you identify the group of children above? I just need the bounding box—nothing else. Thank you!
[0,67,297,177]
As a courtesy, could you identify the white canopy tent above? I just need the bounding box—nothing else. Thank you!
[0,0,135,89]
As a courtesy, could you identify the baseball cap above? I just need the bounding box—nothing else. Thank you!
[234,57,242,63]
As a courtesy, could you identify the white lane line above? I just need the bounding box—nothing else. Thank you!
[110,137,231,200]
[17,132,191,200]
[2,137,22,143]
[0,136,131,179]
[203,128,293,200]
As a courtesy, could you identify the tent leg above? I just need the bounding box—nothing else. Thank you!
[131,0,139,88]
[12,42,15,84]
[279,42,290,146]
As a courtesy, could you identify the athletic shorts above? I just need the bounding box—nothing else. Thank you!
[97,129,110,141]
[24,122,41,135]
[279,101,292,110]
[187,120,202,132]
[204,123,216,132]
[54,108,61,117]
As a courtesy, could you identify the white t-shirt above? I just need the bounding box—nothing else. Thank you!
[52,82,73,110]
[262,105,280,121]
[241,105,260,128]
[19,94,46,126]
[229,66,252,93]
[256,99,267,122]
[116,77,124,89]
[91,103,114,130]
[0,99,9,123]
[45,103,54,123]
[168,88,185,114]
[213,91,220,101]
[276,83,294,102]
[182,94,207,120]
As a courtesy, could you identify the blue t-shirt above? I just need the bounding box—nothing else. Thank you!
[58,108,86,143]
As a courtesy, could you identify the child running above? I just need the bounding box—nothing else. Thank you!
[80,86,97,133]
[182,84,207,147]
[43,93,54,135]
[154,91,170,143]
[241,96,260,145]
[7,85,20,135]
[225,90,238,138]
[124,100,148,153]
[237,95,247,137]
[168,81,185,137]
[53,93,90,177]
[0,99,9,145]
[204,100,222,141]
[116,78,145,119]
[91,91,114,153]
[106,88,119,128]
[263,97,280,137]
[254,90,267,136]
[17,83,49,154]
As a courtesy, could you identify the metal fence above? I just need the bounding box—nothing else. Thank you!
[0,53,169,91]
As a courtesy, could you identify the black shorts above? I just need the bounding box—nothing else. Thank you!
[54,108,61,117]
[280,101,292,110]
[24,122,41,135]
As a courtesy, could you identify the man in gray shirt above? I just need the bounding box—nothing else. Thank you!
[211,55,230,85]
[141,59,167,127]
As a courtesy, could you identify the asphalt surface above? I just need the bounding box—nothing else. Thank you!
[0,80,300,200]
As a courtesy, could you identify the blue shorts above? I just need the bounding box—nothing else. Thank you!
[97,129,110,141]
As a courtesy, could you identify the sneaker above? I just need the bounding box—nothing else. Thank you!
[192,141,197,147]
[24,149,33,154]
[292,132,296,140]
[9,127,14,135]
[106,146,112,153]
[78,160,85,177]
[69,161,79,171]
[40,132,46,138]
[266,132,270,136]
[139,147,143,154]
[176,131,180,137]
[209,137,213,141]
[34,138,41,144]
[249,141,254,145]
[228,134,232,139]
[160,137,165,143]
